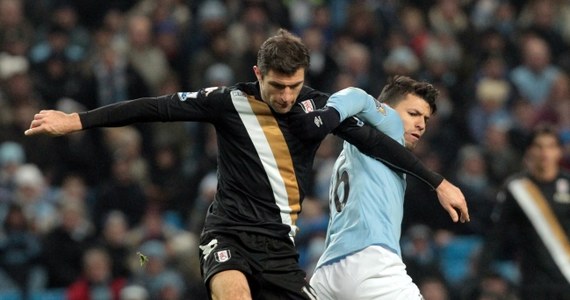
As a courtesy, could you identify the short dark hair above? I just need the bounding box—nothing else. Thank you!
[256,28,310,76]
[377,75,439,114]
[525,123,562,150]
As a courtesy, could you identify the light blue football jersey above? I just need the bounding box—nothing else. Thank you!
[316,91,407,269]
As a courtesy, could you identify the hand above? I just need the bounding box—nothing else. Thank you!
[435,179,470,223]
[24,110,82,136]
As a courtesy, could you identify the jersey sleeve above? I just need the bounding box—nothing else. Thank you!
[79,87,228,129]
[333,117,444,189]
[367,104,405,144]
[325,87,380,125]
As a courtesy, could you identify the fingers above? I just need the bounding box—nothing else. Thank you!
[447,205,459,223]
[454,194,470,223]
[442,194,469,224]
[442,180,470,223]
[26,119,44,135]
[451,202,470,223]
[460,204,470,223]
[34,111,47,119]
[24,127,39,136]
[437,180,470,224]
[30,119,42,128]
[26,111,50,136]
[33,110,54,119]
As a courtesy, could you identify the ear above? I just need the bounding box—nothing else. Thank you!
[253,66,262,81]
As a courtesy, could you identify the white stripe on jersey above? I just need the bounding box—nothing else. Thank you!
[509,178,570,284]
[230,91,298,238]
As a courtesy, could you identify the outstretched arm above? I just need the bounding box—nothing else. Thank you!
[25,96,165,136]
[25,89,225,136]
[335,119,469,223]
[287,107,469,223]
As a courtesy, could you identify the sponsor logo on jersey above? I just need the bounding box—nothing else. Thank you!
[199,239,218,259]
[313,116,323,128]
[353,116,364,127]
[214,250,231,263]
[177,92,197,101]
[375,100,387,115]
[299,99,315,113]
[204,86,219,97]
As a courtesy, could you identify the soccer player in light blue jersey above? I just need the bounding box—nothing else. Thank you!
[310,76,465,299]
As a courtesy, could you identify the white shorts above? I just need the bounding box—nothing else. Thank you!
[309,245,423,300]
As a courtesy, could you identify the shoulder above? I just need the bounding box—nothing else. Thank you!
[233,82,258,95]
[299,85,329,98]
[199,81,259,98]
[294,85,329,110]
[503,172,527,186]
[499,172,530,198]
[175,86,229,101]
[175,83,259,106]
[330,87,369,99]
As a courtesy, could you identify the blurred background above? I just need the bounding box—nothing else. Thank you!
[0,0,569,299]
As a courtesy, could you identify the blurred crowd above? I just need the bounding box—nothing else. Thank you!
[0,0,569,299]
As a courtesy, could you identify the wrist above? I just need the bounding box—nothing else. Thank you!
[435,178,449,192]
[70,112,83,131]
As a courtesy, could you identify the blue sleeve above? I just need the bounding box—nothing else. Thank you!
[366,104,404,144]
[325,87,385,129]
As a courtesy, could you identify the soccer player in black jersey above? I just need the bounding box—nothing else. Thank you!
[26,29,468,300]
[478,124,570,299]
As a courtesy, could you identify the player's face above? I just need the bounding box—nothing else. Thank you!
[392,94,432,149]
[526,134,562,172]
[254,66,305,114]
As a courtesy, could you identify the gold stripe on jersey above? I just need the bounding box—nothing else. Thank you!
[509,178,570,283]
[248,95,301,217]
[230,90,300,238]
